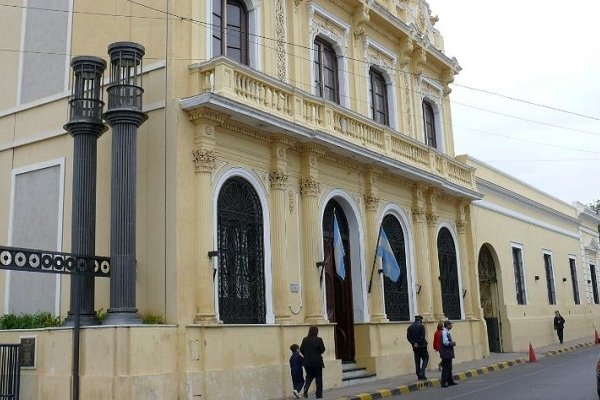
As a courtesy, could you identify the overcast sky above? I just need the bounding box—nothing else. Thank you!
[426,0,600,206]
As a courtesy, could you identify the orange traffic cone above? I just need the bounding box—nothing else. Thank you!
[528,342,537,363]
[595,329,599,345]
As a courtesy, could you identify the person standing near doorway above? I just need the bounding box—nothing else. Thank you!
[406,315,429,380]
[553,310,565,344]
[440,320,457,388]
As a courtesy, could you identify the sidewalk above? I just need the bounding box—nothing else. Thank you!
[304,338,597,400]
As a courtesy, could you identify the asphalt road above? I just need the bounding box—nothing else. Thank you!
[393,347,600,400]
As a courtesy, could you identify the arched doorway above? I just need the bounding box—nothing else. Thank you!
[478,244,502,352]
[438,228,461,320]
[381,214,409,321]
[216,176,265,324]
[323,199,354,361]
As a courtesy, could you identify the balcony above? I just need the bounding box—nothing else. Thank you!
[182,57,478,198]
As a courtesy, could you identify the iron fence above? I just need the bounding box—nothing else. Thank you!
[0,344,19,400]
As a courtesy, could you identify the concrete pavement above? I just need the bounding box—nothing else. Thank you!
[285,337,597,400]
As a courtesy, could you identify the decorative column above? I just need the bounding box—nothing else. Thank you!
[364,170,387,322]
[103,42,147,325]
[191,115,219,324]
[411,184,432,320]
[270,140,292,323]
[300,147,325,323]
[426,190,444,320]
[63,57,107,326]
[456,200,474,319]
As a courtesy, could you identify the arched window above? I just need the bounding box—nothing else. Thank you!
[422,100,437,148]
[212,0,249,65]
[381,215,409,321]
[314,37,339,104]
[438,228,460,320]
[217,177,265,324]
[370,68,389,126]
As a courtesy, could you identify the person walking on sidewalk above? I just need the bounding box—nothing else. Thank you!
[432,321,443,371]
[553,310,565,344]
[289,344,304,398]
[300,325,325,399]
[440,320,457,388]
[406,315,429,380]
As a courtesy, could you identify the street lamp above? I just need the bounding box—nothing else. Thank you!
[103,42,147,325]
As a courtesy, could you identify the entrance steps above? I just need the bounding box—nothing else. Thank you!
[341,361,377,387]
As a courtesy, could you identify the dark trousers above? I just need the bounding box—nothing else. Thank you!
[441,358,454,386]
[557,328,564,343]
[413,347,429,378]
[291,370,304,392]
[304,365,323,398]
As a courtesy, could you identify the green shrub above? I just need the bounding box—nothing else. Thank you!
[0,312,61,330]
[140,312,164,325]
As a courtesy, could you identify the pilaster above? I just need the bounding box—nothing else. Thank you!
[270,139,292,323]
[411,184,432,320]
[426,189,444,320]
[300,147,326,323]
[192,120,218,324]
[456,199,474,319]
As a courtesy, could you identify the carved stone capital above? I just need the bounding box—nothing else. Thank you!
[456,220,467,234]
[364,194,380,211]
[300,177,321,197]
[426,212,439,226]
[412,207,426,223]
[269,170,289,190]
[192,149,216,172]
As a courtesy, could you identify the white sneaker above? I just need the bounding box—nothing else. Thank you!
[292,389,301,399]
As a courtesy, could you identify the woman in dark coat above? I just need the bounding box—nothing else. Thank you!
[300,325,326,398]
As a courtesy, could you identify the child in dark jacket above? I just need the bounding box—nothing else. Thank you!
[289,344,304,398]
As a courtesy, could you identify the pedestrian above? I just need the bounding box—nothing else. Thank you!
[289,344,304,398]
[440,320,457,388]
[406,314,429,380]
[300,325,325,399]
[553,310,565,344]
[432,321,443,371]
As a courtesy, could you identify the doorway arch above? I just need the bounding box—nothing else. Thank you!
[478,244,502,352]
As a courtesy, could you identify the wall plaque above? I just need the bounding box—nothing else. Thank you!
[19,336,36,368]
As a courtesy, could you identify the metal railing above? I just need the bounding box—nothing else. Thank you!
[0,345,19,400]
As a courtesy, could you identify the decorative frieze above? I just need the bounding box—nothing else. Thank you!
[275,0,287,81]
[192,149,216,172]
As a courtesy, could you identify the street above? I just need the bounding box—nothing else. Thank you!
[392,347,599,400]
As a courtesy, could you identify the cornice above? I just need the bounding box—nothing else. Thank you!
[476,178,579,226]
[473,200,580,240]
[179,93,481,200]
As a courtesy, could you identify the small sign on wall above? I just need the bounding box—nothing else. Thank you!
[19,336,36,368]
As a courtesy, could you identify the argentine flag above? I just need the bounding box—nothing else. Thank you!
[376,228,401,282]
[333,214,346,280]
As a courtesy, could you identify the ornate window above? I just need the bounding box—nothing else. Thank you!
[438,228,460,319]
[314,37,339,104]
[370,68,389,126]
[543,253,556,305]
[422,100,436,148]
[512,246,526,305]
[217,177,265,324]
[212,0,249,64]
[381,215,409,321]
[569,258,580,305]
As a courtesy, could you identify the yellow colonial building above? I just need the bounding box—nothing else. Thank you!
[1,0,597,399]
[460,156,600,353]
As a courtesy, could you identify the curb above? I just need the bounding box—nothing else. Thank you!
[331,340,597,400]
[543,341,595,357]
[339,358,527,400]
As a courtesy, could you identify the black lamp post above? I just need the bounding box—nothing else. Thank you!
[103,42,147,325]
[63,55,108,400]
[64,56,107,327]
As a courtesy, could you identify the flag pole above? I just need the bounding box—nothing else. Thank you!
[368,225,383,293]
